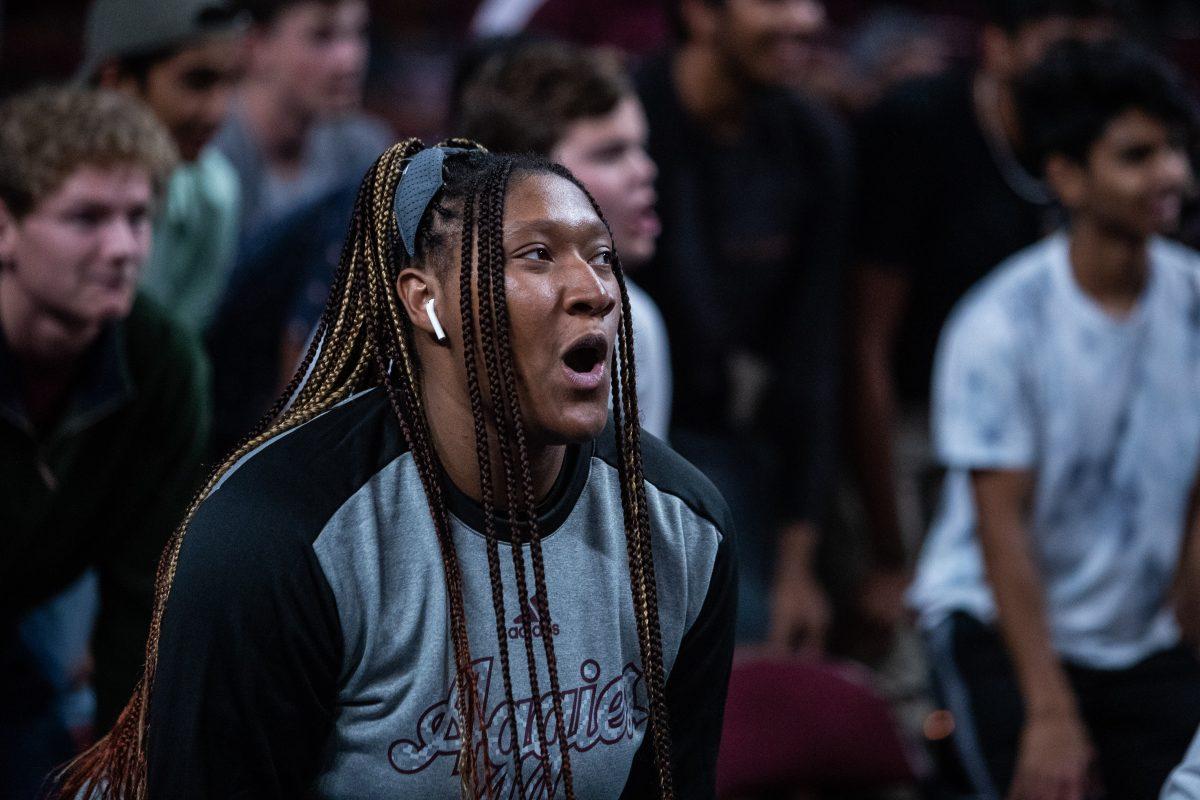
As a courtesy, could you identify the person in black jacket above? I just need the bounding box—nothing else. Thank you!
[637,0,848,651]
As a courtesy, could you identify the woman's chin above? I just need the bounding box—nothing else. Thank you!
[538,402,611,445]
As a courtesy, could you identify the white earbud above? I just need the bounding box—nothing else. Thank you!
[424,297,447,343]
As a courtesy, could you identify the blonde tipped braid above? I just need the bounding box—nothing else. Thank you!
[359,141,489,797]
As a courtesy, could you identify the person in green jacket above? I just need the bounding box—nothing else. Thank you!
[0,86,211,796]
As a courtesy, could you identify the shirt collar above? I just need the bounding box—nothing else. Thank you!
[441,438,593,543]
[0,316,135,437]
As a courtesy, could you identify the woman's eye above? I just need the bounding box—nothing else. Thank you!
[521,246,552,261]
[592,250,614,267]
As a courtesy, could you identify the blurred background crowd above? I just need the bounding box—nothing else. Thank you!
[7,0,1200,797]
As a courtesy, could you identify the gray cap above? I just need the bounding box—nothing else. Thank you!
[79,0,246,81]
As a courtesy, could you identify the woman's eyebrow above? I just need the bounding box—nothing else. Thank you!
[504,217,610,241]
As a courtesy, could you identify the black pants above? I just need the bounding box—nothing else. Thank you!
[926,612,1200,800]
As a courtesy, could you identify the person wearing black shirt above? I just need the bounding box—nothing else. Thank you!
[847,0,1122,635]
[636,0,849,649]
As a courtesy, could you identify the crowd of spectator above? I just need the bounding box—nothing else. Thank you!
[7,0,1200,797]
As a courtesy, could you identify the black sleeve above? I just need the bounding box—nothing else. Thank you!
[145,491,343,799]
[621,530,737,799]
[767,102,852,525]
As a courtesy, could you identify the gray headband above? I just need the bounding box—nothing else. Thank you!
[393,146,469,258]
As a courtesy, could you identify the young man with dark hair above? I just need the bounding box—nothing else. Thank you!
[82,0,246,333]
[848,0,1123,636]
[457,39,671,440]
[0,87,210,796]
[213,0,390,239]
[637,0,849,649]
[910,38,1200,800]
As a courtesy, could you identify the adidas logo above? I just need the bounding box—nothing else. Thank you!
[507,595,561,640]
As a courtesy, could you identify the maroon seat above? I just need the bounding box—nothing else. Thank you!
[717,655,918,797]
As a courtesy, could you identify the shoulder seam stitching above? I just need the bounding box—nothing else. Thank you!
[589,454,727,542]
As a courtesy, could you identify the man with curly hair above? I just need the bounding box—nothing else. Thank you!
[0,86,211,797]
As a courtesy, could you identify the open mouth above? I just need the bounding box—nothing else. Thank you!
[561,333,610,390]
[563,333,608,373]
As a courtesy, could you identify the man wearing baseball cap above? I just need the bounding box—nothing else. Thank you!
[82,0,246,334]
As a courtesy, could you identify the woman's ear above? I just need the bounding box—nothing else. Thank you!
[397,268,447,344]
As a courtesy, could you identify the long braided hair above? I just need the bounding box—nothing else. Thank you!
[54,139,675,800]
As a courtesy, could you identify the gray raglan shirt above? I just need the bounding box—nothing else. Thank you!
[146,388,735,798]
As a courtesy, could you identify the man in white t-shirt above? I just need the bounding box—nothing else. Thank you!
[909,38,1200,800]
[1165,732,1200,800]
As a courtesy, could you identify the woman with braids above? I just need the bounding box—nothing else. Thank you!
[54,139,736,800]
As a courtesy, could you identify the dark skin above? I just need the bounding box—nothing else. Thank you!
[848,13,1120,638]
[979,110,1191,800]
[1174,477,1200,647]
[395,172,620,506]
